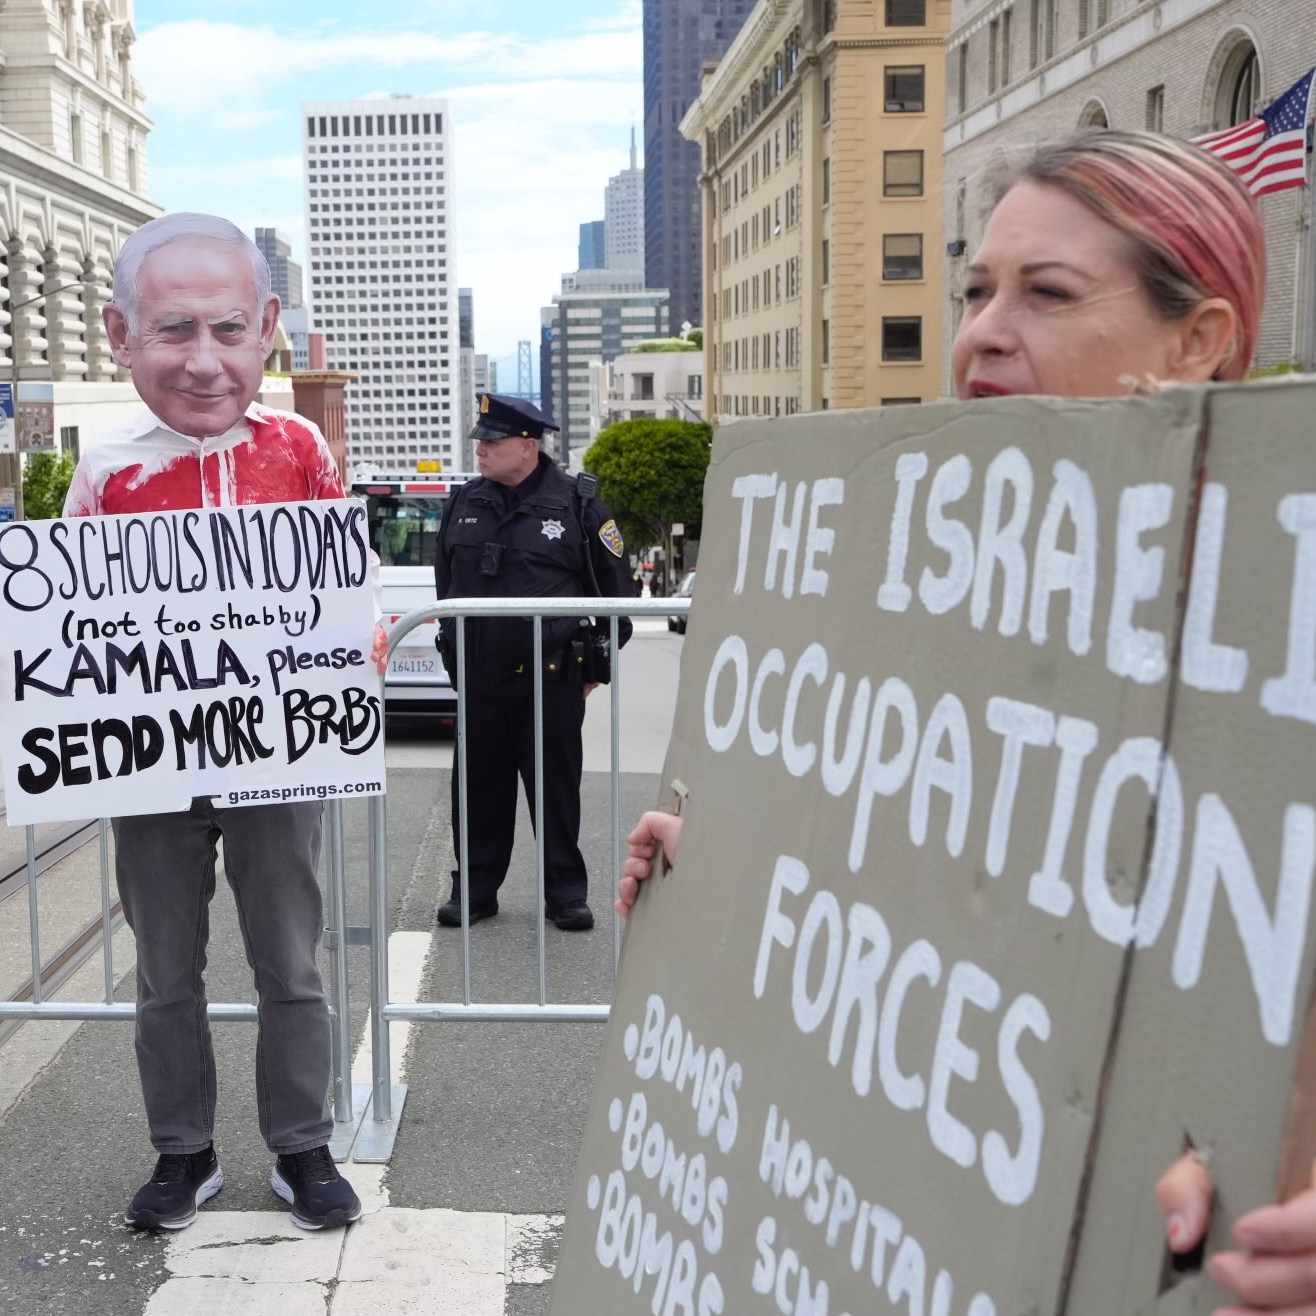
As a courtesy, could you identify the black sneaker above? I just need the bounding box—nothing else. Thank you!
[125,1145,223,1230]
[549,899,595,931]
[436,896,498,927]
[271,1145,362,1230]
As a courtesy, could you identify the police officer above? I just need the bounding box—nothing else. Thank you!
[434,393,635,930]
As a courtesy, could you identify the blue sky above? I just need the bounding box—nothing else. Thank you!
[133,0,644,367]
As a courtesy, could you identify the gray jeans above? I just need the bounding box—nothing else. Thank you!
[113,798,331,1155]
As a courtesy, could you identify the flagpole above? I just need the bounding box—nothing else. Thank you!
[1302,76,1316,371]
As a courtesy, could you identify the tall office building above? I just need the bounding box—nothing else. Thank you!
[302,95,456,472]
[539,307,557,424]
[604,129,645,275]
[255,227,304,309]
[543,276,668,462]
[458,286,474,350]
[458,286,476,470]
[578,220,606,270]
[643,0,754,333]
[281,305,313,371]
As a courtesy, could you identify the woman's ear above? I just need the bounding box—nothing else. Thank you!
[1172,297,1239,383]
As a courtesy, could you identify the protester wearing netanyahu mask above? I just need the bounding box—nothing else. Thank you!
[64,212,386,1233]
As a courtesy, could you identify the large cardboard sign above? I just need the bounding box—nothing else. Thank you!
[0,498,385,824]
[553,382,1316,1314]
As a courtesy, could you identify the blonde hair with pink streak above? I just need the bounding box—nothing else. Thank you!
[1006,130,1265,381]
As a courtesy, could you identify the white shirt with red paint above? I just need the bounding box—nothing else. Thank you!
[63,403,344,518]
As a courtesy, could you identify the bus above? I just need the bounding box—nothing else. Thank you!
[351,473,476,722]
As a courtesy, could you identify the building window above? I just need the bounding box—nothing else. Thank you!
[883,233,923,280]
[821,319,829,366]
[822,76,832,124]
[688,375,702,399]
[821,238,830,285]
[636,373,654,400]
[60,425,81,459]
[1230,48,1261,125]
[1079,100,1109,129]
[70,111,84,164]
[1146,84,1166,132]
[786,110,800,157]
[1079,0,1109,38]
[886,0,925,25]
[957,45,969,113]
[988,20,999,94]
[822,157,830,205]
[1030,0,1055,66]
[886,66,925,112]
[882,317,922,362]
[883,151,923,197]
[101,128,113,179]
[1001,9,1012,86]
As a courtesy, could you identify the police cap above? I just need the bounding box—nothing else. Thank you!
[470,392,560,442]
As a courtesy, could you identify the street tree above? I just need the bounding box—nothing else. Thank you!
[582,418,712,589]
[22,450,77,520]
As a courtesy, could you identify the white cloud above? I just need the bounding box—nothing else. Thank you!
[135,5,644,363]
[136,19,639,121]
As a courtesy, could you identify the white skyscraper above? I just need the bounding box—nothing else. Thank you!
[604,129,644,276]
[302,96,456,472]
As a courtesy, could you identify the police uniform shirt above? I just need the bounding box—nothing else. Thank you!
[435,453,634,677]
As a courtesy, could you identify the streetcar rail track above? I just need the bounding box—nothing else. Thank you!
[0,810,101,903]
[0,808,124,1048]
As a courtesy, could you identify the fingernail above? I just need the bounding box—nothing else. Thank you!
[1167,1214,1186,1245]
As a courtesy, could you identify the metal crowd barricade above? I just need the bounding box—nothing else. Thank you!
[354,596,688,1162]
[0,801,359,1148]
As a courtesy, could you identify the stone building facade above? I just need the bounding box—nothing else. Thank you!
[684,0,952,423]
[944,0,1315,386]
[1,0,160,454]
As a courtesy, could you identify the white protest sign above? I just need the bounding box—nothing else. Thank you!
[0,498,385,824]
[553,383,1316,1315]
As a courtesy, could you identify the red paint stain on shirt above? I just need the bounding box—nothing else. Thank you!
[94,413,344,516]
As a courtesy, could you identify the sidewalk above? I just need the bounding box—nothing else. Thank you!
[0,765,656,1315]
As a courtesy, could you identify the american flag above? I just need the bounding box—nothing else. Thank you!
[1195,66,1315,198]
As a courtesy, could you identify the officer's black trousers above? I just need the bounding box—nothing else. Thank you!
[449,671,589,910]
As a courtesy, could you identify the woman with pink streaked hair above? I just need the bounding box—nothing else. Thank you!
[953,129,1264,400]
[624,131,1301,1309]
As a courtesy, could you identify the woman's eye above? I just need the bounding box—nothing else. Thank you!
[1030,284,1070,302]
[964,284,991,303]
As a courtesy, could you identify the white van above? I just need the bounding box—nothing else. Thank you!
[353,474,475,724]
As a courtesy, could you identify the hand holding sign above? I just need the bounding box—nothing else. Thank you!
[1158,1154,1316,1312]
[617,810,684,918]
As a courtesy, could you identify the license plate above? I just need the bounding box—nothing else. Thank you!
[389,655,437,676]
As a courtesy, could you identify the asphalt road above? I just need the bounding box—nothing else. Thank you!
[0,622,684,1315]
